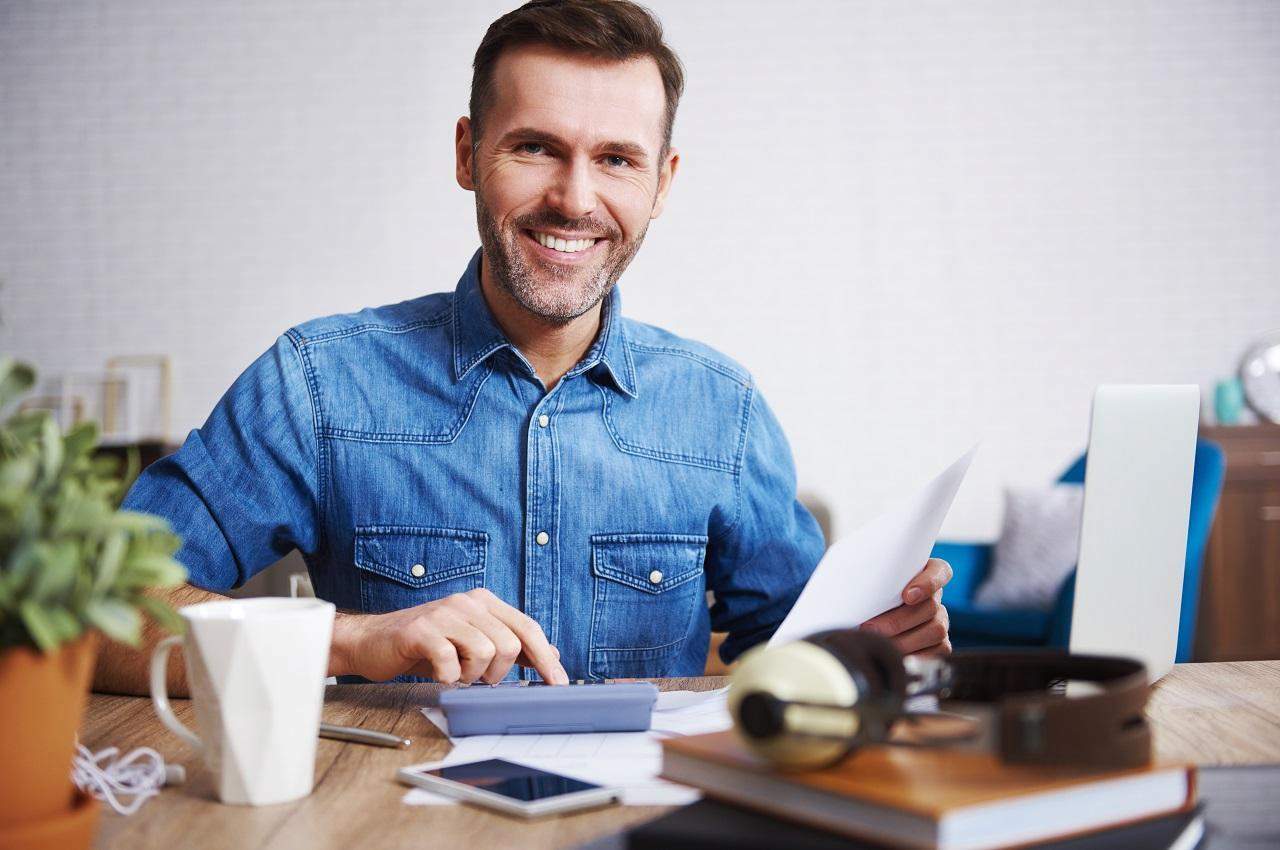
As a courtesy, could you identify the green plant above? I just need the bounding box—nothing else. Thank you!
[0,358,187,652]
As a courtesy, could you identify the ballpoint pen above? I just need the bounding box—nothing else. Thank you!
[320,722,411,749]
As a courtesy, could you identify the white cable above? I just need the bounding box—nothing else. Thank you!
[71,740,182,816]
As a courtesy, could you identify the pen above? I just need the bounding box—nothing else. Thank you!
[319,722,411,749]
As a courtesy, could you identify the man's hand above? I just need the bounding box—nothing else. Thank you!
[859,558,953,656]
[330,588,569,685]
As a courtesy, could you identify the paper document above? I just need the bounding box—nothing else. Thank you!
[770,445,978,646]
[403,687,731,808]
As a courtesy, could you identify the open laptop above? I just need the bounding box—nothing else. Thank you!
[1068,385,1201,682]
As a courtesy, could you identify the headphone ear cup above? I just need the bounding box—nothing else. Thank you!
[804,628,908,717]
[861,630,909,713]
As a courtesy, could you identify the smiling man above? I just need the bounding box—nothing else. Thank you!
[95,0,951,694]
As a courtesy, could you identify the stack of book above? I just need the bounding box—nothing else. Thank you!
[647,731,1201,850]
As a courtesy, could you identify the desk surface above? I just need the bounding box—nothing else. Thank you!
[83,661,1280,850]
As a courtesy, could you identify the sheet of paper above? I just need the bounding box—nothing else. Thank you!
[770,444,978,646]
[404,688,731,807]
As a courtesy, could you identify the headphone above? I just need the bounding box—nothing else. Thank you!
[728,628,1152,771]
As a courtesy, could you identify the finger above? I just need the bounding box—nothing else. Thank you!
[464,610,524,684]
[482,598,568,685]
[437,613,497,682]
[861,594,940,637]
[903,558,953,604]
[407,630,462,684]
[890,615,950,655]
[910,636,953,658]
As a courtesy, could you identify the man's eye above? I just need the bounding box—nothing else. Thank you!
[518,142,545,155]
[604,155,631,168]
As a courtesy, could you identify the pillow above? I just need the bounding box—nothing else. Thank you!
[974,484,1085,612]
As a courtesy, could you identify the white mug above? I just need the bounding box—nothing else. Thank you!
[150,597,336,806]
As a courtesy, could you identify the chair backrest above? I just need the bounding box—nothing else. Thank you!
[1055,439,1225,662]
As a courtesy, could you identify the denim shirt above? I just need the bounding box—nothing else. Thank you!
[123,250,824,680]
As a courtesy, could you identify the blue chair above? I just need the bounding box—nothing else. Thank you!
[934,440,1224,662]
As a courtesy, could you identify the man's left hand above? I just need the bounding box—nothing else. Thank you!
[859,557,953,655]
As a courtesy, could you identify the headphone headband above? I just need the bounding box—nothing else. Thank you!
[944,651,1150,768]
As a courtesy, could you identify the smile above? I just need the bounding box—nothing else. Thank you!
[528,230,600,254]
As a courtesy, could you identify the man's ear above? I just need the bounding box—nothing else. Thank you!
[650,147,679,219]
[456,117,476,191]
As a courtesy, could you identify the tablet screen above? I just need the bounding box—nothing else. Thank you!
[421,759,601,802]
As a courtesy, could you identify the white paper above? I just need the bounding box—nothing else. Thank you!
[770,445,978,646]
[404,688,731,807]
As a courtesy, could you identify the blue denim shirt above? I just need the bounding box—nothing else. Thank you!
[123,250,824,680]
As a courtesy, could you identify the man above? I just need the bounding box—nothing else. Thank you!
[95,0,951,694]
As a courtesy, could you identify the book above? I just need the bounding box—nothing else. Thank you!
[660,731,1197,850]
[627,798,1206,850]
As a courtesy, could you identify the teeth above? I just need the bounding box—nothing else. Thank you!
[533,232,598,253]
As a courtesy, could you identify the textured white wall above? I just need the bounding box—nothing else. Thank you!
[2,0,1278,541]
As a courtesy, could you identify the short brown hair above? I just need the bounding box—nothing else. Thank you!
[470,0,685,154]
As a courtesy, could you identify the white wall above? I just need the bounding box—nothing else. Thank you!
[2,0,1278,541]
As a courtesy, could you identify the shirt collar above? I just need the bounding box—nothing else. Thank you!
[451,249,638,398]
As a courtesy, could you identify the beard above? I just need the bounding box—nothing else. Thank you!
[474,191,647,325]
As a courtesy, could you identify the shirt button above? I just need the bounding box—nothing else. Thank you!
[410,564,426,578]
[649,569,663,584]
[536,531,550,546]
[538,414,549,428]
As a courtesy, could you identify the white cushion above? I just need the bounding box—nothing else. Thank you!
[974,484,1085,612]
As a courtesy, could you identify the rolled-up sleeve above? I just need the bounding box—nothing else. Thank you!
[706,387,825,663]
[122,332,320,591]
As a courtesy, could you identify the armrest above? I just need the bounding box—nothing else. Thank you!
[931,541,994,607]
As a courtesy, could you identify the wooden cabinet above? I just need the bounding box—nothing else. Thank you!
[1195,425,1280,661]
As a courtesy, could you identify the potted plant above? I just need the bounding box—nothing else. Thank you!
[0,358,186,848]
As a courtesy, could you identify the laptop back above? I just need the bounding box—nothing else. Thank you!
[1069,385,1200,681]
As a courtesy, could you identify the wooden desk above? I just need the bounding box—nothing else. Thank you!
[83,663,1280,850]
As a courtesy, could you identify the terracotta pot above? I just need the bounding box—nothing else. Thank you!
[0,633,99,836]
[0,791,98,850]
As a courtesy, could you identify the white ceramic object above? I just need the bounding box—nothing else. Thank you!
[150,597,335,805]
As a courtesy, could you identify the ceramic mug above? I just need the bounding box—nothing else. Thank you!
[150,597,335,805]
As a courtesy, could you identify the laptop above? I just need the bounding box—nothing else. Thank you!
[1068,385,1201,682]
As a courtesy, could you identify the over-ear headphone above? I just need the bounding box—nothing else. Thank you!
[728,629,1151,771]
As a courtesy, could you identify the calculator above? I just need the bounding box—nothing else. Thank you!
[439,681,659,736]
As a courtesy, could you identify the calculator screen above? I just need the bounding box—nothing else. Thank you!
[423,759,600,801]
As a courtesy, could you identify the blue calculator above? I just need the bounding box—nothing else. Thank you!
[439,681,659,736]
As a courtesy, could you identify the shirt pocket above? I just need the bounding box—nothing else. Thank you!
[588,533,707,679]
[354,525,487,614]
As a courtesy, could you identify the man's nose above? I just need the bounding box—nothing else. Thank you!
[545,156,597,221]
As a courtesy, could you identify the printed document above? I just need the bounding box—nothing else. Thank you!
[770,444,978,645]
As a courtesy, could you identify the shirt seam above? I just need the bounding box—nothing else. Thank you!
[314,363,492,444]
[599,384,742,472]
[711,380,755,544]
[626,341,751,387]
[299,309,451,346]
[285,329,328,560]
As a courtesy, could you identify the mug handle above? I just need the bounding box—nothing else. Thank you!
[150,635,203,752]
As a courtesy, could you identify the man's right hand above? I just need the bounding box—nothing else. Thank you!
[329,588,569,685]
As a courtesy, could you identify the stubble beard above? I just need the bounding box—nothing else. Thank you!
[474,190,648,325]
